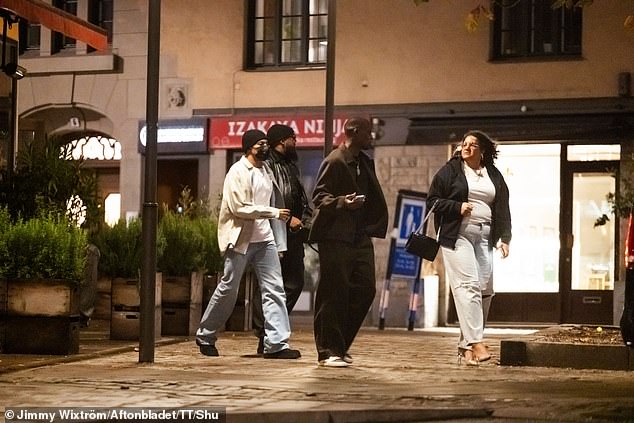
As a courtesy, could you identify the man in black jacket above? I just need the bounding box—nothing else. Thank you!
[252,124,313,355]
[309,117,388,367]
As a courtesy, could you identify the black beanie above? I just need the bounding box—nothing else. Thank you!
[267,124,295,147]
[242,129,267,153]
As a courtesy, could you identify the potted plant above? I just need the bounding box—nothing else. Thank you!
[90,218,163,340]
[158,209,208,335]
[157,187,222,336]
[2,213,87,354]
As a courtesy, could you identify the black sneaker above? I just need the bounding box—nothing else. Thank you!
[256,337,264,355]
[263,348,301,359]
[196,340,219,357]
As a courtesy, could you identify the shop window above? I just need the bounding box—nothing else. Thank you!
[491,0,582,61]
[246,0,328,69]
[493,144,561,293]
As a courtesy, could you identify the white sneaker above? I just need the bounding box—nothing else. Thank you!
[343,353,353,364]
[318,356,350,367]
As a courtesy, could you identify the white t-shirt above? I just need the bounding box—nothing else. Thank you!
[463,162,495,225]
[249,166,275,243]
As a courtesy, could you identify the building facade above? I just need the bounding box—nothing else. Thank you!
[11,0,634,327]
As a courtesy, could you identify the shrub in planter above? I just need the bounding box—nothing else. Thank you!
[2,214,87,355]
[158,210,205,277]
[0,207,10,279]
[90,218,165,340]
[194,216,222,276]
[91,218,144,279]
[5,214,87,282]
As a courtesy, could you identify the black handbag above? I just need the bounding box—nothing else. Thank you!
[405,201,441,261]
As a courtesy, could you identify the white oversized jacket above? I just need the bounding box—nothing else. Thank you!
[217,156,287,255]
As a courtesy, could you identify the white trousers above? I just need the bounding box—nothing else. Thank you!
[441,222,494,350]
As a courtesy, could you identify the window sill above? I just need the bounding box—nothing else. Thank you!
[244,64,326,72]
[489,55,584,64]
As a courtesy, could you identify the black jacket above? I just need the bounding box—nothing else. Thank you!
[427,156,512,249]
[264,149,313,233]
[309,143,388,243]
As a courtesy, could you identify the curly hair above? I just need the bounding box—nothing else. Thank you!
[462,130,498,167]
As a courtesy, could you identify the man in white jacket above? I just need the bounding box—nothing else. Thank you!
[196,129,301,359]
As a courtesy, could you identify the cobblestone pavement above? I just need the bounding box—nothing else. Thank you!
[1,323,634,422]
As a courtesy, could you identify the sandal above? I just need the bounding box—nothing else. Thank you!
[457,348,479,366]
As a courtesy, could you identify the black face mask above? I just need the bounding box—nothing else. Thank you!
[254,146,270,161]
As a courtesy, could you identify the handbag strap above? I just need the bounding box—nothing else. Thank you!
[413,200,440,237]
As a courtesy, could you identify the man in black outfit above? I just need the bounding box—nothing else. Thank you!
[309,117,388,367]
[252,124,313,354]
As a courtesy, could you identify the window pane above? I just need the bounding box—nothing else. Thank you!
[562,7,582,53]
[282,17,302,39]
[281,40,301,62]
[308,39,326,62]
[567,145,620,161]
[283,0,302,14]
[309,15,327,38]
[255,18,264,40]
[89,0,114,42]
[310,0,328,14]
[27,25,41,50]
[255,41,276,64]
[571,173,615,290]
[256,0,276,17]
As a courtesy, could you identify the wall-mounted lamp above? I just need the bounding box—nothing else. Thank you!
[2,62,26,79]
[0,10,27,80]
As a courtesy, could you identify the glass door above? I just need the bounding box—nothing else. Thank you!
[571,173,615,291]
[561,161,617,324]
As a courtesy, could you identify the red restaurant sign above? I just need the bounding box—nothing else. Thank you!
[209,115,351,149]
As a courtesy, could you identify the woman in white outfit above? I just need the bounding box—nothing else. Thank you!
[427,130,512,366]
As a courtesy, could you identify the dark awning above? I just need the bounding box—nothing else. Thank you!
[0,0,108,51]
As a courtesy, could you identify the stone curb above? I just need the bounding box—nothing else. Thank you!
[500,325,633,370]
[226,407,493,423]
[0,337,186,374]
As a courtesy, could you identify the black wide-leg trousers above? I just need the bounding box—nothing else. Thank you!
[314,237,376,362]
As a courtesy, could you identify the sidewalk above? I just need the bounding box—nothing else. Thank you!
[1,319,634,422]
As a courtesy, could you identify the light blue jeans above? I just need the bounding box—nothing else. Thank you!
[196,240,291,354]
[441,222,494,350]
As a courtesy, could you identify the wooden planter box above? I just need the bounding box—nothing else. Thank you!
[1,278,80,355]
[93,276,112,320]
[202,271,255,332]
[161,272,203,336]
[110,274,162,340]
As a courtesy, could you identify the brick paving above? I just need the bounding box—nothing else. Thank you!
[1,321,634,422]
